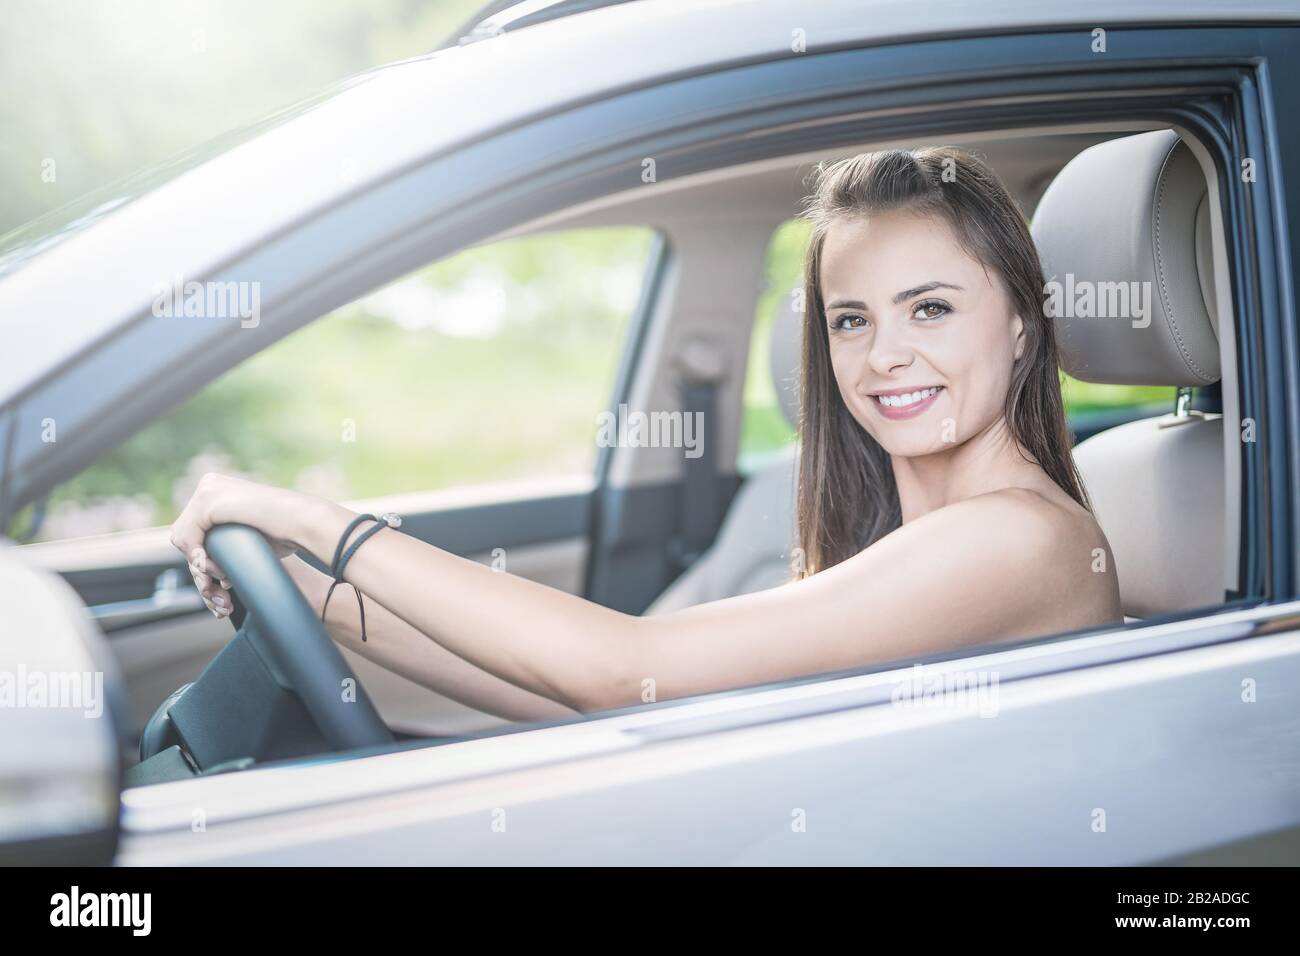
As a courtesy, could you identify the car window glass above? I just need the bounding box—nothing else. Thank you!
[739,219,807,474]
[34,226,657,540]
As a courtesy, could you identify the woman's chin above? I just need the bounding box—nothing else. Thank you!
[869,430,960,459]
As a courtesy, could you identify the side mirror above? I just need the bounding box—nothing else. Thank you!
[0,541,124,864]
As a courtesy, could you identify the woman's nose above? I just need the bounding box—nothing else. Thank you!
[865,322,914,376]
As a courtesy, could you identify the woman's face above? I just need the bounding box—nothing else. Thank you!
[818,209,1025,458]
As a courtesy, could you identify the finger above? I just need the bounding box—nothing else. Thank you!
[186,545,229,585]
[204,599,232,620]
[190,570,233,623]
[189,557,230,591]
[204,557,230,584]
[190,564,214,593]
[194,574,231,607]
[200,590,233,619]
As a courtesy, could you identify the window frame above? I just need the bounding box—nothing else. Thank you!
[191,29,1293,762]
[387,28,1291,723]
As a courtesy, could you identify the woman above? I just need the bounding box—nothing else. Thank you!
[171,146,1123,720]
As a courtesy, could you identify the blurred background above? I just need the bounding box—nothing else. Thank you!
[0,0,481,235]
[2,0,1171,541]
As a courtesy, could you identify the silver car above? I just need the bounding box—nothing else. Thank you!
[2,0,1299,865]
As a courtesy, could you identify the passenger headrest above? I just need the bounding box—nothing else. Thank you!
[1031,130,1220,386]
[769,290,803,429]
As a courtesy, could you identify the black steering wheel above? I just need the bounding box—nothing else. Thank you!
[203,523,393,752]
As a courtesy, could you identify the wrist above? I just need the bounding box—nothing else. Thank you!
[294,497,357,564]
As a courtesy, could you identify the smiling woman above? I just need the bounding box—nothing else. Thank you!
[799,146,1089,576]
[169,145,1123,715]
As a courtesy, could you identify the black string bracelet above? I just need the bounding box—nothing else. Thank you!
[320,512,401,642]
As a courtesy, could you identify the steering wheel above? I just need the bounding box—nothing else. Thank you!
[203,523,393,752]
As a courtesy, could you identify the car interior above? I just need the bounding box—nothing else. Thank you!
[21,122,1241,785]
[551,125,1237,623]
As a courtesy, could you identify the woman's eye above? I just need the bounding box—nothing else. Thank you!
[832,314,869,331]
[912,299,951,321]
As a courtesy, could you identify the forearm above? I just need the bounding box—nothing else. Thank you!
[281,554,578,722]
[296,502,646,712]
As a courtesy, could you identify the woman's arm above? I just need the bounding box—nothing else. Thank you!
[311,490,1088,710]
[293,503,646,712]
[281,555,577,722]
[175,475,1099,714]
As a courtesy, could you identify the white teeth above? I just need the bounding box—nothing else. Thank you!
[876,386,940,408]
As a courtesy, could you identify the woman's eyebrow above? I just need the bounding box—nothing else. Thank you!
[891,281,963,304]
[825,281,964,312]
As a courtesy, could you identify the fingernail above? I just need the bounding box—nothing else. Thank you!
[212,594,226,608]
[220,579,231,589]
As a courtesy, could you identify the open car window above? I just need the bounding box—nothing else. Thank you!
[27,227,657,541]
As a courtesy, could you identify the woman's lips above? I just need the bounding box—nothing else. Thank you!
[870,385,945,420]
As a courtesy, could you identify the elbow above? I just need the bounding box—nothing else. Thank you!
[564,677,642,715]
[555,619,650,714]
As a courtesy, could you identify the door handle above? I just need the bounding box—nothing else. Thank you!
[88,567,206,632]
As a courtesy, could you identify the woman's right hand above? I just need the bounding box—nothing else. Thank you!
[169,472,346,619]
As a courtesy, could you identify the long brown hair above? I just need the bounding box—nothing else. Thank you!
[794,146,1086,577]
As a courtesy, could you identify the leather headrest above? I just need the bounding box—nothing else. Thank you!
[1031,130,1220,386]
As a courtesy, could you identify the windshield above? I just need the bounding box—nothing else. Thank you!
[0,79,366,281]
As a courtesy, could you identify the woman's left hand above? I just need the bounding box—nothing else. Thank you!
[170,473,330,619]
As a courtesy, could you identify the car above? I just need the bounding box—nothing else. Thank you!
[2,0,1299,866]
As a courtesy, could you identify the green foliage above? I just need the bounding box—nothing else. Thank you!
[37,228,653,537]
[740,219,811,461]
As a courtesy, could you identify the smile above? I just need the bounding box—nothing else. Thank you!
[870,385,944,419]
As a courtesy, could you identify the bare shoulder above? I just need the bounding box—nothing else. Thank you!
[971,485,1098,540]
[910,485,1096,552]
[898,486,1122,630]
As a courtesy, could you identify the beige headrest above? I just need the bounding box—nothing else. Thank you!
[1031,130,1220,387]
